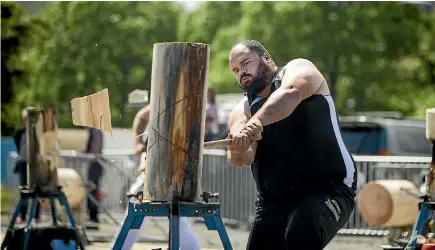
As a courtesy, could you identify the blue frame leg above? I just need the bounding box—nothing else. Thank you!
[9,199,27,229]
[23,198,39,250]
[112,203,145,250]
[203,214,233,250]
[57,194,86,249]
[58,196,77,228]
[212,216,233,250]
[406,202,434,250]
[181,202,233,250]
[169,214,180,250]
[0,199,28,250]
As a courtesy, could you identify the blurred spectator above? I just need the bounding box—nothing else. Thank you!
[82,127,104,224]
[205,86,219,142]
[133,104,151,159]
[12,108,40,223]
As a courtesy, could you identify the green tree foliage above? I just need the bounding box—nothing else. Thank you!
[1,2,45,135]
[3,1,434,134]
[209,2,434,115]
[178,1,243,93]
[12,1,181,129]
[178,1,242,44]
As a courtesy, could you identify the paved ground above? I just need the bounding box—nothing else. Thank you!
[1,213,386,250]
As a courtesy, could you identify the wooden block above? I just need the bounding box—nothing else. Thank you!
[358,180,420,227]
[71,88,112,134]
[40,168,86,208]
[427,108,435,141]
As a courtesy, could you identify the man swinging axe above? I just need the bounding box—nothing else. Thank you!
[224,40,357,250]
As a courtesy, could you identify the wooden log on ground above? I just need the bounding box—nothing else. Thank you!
[40,168,86,208]
[143,42,210,202]
[70,88,112,134]
[358,180,420,227]
[26,107,60,191]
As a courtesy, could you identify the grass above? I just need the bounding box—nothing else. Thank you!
[1,187,11,214]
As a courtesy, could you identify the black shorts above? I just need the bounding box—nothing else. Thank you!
[247,185,355,250]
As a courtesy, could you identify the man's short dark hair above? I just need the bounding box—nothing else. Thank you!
[236,40,270,57]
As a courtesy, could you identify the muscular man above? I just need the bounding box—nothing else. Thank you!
[226,40,357,250]
[110,105,201,250]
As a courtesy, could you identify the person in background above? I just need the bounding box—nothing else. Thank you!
[82,127,104,225]
[205,86,219,142]
[133,105,151,159]
[12,108,40,223]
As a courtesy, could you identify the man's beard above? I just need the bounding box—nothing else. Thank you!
[237,61,274,95]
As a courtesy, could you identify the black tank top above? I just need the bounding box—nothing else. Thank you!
[247,74,357,203]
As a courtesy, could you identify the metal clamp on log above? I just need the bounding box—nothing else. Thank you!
[201,191,219,203]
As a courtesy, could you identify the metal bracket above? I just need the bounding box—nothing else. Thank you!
[112,192,232,250]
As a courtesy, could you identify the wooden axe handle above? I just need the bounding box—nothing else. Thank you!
[204,138,232,149]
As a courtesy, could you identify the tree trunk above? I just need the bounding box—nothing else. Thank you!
[143,42,210,202]
[26,107,59,191]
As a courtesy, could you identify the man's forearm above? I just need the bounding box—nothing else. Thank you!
[252,88,301,126]
[134,119,147,145]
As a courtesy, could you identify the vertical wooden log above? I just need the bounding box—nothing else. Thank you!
[426,108,435,200]
[26,107,60,191]
[26,107,39,189]
[143,42,210,202]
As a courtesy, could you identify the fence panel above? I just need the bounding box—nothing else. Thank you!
[201,149,257,225]
[5,150,431,232]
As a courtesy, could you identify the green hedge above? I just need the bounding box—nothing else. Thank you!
[1,187,11,214]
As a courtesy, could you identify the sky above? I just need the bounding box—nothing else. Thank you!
[176,1,203,11]
[18,1,205,15]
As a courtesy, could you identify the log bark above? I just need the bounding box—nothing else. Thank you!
[427,108,435,142]
[143,42,210,202]
[425,108,435,200]
[26,107,60,191]
[71,88,112,134]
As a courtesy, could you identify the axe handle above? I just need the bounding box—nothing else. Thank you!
[204,138,232,149]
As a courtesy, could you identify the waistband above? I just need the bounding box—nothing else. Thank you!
[255,180,354,207]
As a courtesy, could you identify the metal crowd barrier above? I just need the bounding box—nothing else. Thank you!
[4,150,432,232]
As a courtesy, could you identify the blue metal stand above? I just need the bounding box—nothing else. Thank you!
[0,186,85,250]
[112,191,233,250]
[393,144,435,250]
[405,201,435,250]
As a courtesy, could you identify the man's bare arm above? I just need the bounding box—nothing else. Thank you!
[227,98,257,167]
[133,106,151,147]
[251,58,329,126]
